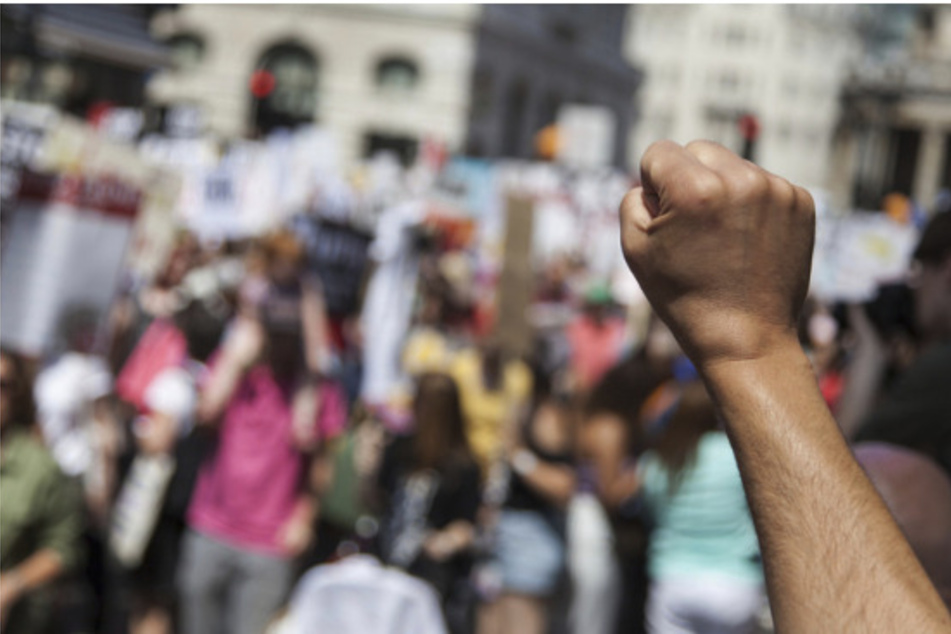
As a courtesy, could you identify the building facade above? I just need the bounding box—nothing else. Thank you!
[833,5,951,213]
[146,4,640,169]
[147,4,481,166]
[627,5,864,193]
[464,5,641,167]
[0,5,168,116]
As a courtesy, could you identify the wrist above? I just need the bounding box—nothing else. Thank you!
[695,330,804,379]
[511,449,538,476]
[5,570,26,596]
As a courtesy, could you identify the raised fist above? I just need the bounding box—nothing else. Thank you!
[620,140,815,369]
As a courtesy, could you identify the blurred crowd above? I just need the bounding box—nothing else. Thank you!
[1,202,949,634]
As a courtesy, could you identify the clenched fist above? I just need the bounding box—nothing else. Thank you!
[620,140,815,369]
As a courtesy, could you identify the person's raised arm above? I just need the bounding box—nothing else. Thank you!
[197,316,263,425]
[619,140,951,633]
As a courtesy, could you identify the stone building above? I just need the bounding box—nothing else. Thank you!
[627,5,865,192]
[146,4,640,168]
[0,4,168,116]
[832,5,951,212]
[464,5,640,167]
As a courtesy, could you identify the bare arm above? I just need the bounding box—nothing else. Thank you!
[510,449,577,508]
[620,140,951,633]
[0,550,66,623]
[835,305,890,439]
[197,317,263,425]
[300,276,332,376]
[582,415,640,511]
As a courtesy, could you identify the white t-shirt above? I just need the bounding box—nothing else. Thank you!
[35,352,113,477]
[281,555,447,634]
[142,364,200,436]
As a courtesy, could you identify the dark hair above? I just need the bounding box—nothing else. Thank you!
[0,348,36,428]
[914,211,951,265]
[651,381,719,491]
[411,373,474,473]
[174,299,226,363]
[585,351,669,456]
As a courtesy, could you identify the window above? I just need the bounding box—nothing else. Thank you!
[167,34,205,71]
[720,71,740,92]
[725,25,746,46]
[471,67,494,119]
[364,132,418,167]
[502,79,530,158]
[376,57,420,93]
[251,42,318,135]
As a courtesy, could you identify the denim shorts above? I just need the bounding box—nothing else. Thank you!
[495,508,565,596]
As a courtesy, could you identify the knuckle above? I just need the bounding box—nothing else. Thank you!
[767,176,797,210]
[684,139,722,155]
[731,166,771,200]
[641,140,676,169]
[796,186,816,217]
[684,173,724,208]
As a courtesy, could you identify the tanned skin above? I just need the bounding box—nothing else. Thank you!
[619,140,951,633]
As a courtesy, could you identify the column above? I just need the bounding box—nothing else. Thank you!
[913,124,947,210]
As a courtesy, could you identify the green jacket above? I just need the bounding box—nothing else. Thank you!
[0,428,83,633]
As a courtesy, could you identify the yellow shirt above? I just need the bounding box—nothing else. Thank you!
[449,349,532,473]
[402,328,453,377]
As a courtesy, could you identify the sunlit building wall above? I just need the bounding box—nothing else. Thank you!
[835,5,951,212]
[627,5,863,192]
[147,4,481,166]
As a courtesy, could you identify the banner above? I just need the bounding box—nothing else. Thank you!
[811,212,919,303]
[293,216,373,317]
[0,171,141,356]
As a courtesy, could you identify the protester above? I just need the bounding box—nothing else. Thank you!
[449,342,533,476]
[478,369,576,634]
[280,553,448,634]
[638,380,764,634]
[0,349,84,634]
[177,301,326,634]
[33,308,120,632]
[109,298,224,634]
[376,373,482,634]
[34,307,119,524]
[854,443,951,609]
[848,211,951,475]
[572,319,675,634]
[565,284,628,393]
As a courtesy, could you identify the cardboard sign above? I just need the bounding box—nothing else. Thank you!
[0,171,140,356]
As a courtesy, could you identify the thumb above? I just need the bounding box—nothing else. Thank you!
[619,186,654,274]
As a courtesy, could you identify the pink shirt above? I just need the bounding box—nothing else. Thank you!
[567,316,627,391]
[188,365,306,557]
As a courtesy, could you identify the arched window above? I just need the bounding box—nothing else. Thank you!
[251,42,318,135]
[375,56,419,93]
[167,34,205,71]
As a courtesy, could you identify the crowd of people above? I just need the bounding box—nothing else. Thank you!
[1,156,950,634]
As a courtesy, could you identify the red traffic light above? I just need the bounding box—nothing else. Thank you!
[250,69,276,99]
[738,114,760,142]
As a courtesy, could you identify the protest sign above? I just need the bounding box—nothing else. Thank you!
[0,171,141,356]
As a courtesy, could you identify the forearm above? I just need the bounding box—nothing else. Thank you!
[432,520,475,554]
[6,550,65,595]
[301,280,331,375]
[197,358,246,424]
[702,340,951,633]
[598,467,641,511]
[518,460,577,508]
[835,342,888,439]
